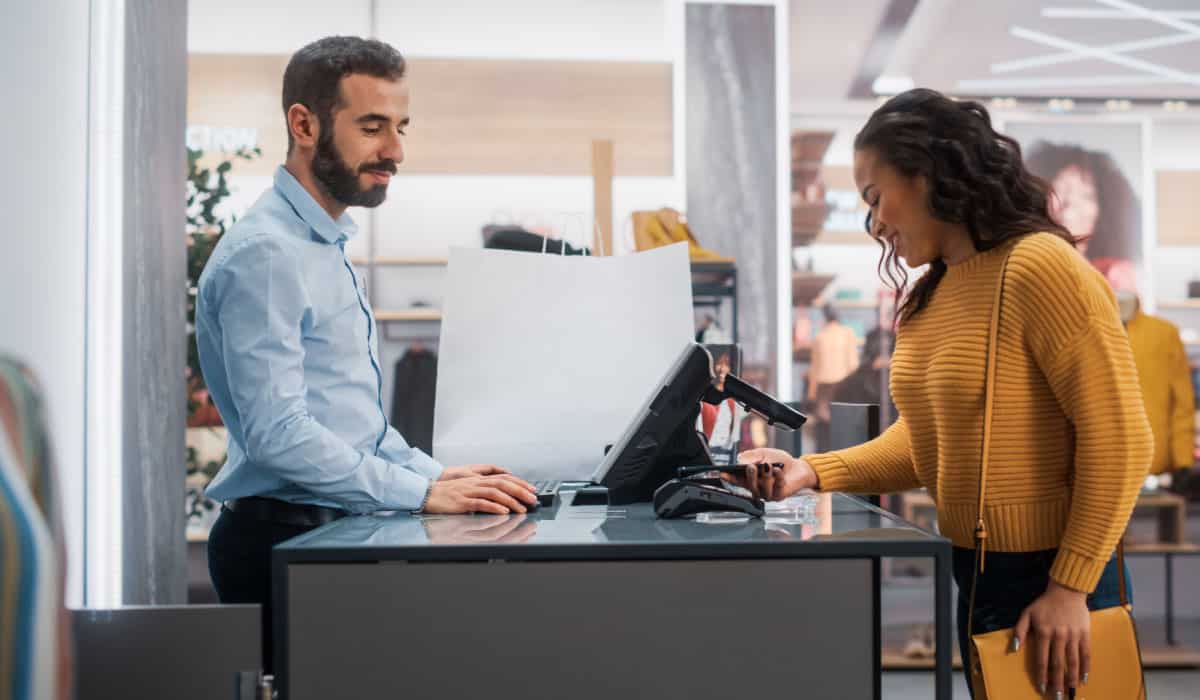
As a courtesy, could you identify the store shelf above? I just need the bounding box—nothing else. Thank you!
[792,272,835,307]
[1158,298,1200,310]
[811,229,874,246]
[792,202,834,246]
[881,648,963,671]
[690,261,736,292]
[350,256,449,267]
[882,644,1200,670]
[829,299,879,309]
[1140,645,1200,667]
[375,309,443,323]
[1124,543,1200,554]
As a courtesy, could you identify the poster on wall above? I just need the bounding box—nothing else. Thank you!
[1004,120,1147,296]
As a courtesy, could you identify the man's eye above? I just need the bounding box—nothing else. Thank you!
[363,127,381,135]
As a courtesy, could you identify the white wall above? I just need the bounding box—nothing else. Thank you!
[1148,121,1200,305]
[0,0,90,606]
[188,0,372,54]
[189,0,670,60]
[191,0,681,266]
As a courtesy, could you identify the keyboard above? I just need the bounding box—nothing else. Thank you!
[531,480,562,507]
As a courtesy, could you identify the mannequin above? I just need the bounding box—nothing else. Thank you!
[1097,262,1195,494]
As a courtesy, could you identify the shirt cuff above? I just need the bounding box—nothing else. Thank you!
[406,448,445,481]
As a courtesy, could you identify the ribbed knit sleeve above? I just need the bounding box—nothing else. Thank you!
[1010,237,1153,592]
[807,416,921,494]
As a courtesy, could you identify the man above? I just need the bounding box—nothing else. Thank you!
[806,303,859,452]
[196,36,537,669]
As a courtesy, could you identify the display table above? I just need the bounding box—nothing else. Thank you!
[272,490,953,699]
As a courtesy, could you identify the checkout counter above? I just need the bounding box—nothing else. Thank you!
[271,487,954,699]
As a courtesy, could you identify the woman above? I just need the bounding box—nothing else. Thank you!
[1025,141,1142,265]
[736,89,1151,698]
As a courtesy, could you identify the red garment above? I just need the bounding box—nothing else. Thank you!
[700,399,736,440]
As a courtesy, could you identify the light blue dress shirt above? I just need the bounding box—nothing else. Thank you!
[197,166,443,513]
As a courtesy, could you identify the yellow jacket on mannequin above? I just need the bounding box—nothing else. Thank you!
[1126,308,1196,475]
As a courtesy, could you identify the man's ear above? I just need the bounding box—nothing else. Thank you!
[286,103,319,149]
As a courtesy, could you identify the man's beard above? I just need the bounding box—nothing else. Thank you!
[311,132,395,209]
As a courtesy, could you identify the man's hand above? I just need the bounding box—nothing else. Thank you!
[423,473,538,515]
[439,464,512,481]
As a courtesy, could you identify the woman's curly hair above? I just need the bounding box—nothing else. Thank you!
[854,88,1074,322]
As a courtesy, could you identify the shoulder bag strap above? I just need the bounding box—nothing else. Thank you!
[967,248,1130,645]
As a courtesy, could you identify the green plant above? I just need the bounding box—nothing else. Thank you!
[185,145,260,521]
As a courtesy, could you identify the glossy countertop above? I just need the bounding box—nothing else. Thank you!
[275,489,950,563]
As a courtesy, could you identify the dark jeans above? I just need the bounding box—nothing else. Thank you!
[953,547,1131,698]
[207,506,319,674]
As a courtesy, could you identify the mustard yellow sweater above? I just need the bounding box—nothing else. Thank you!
[807,233,1152,593]
[1126,309,1196,475]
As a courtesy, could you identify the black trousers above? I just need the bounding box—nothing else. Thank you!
[207,506,319,674]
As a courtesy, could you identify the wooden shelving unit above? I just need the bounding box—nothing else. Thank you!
[792,272,835,307]
[350,256,448,267]
[374,309,443,323]
[1158,298,1200,310]
[791,130,835,247]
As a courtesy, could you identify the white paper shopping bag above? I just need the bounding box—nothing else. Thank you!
[433,243,694,480]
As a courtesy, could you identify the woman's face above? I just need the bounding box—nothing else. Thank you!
[854,148,947,267]
[1049,165,1099,252]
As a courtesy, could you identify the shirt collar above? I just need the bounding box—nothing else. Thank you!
[273,165,359,244]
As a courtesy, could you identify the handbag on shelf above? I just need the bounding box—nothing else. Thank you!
[966,248,1146,700]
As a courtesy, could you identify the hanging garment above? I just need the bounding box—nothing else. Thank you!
[1126,309,1196,475]
[391,348,439,455]
[0,357,68,700]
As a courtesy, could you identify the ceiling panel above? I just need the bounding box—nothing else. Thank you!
[899,0,1200,99]
[790,0,1200,104]
[790,0,891,105]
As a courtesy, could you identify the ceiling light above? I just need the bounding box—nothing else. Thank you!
[990,97,1018,109]
[1043,7,1200,20]
[1011,25,1200,88]
[872,74,915,95]
[1047,98,1075,112]
[1164,100,1189,112]
[1105,99,1132,110]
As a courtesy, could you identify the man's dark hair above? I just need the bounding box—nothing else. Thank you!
[821,303,839,324]
[282,36,407,153]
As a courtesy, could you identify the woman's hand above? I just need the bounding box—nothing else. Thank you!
[724,448,819,501]
[1014,581,1091,697]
